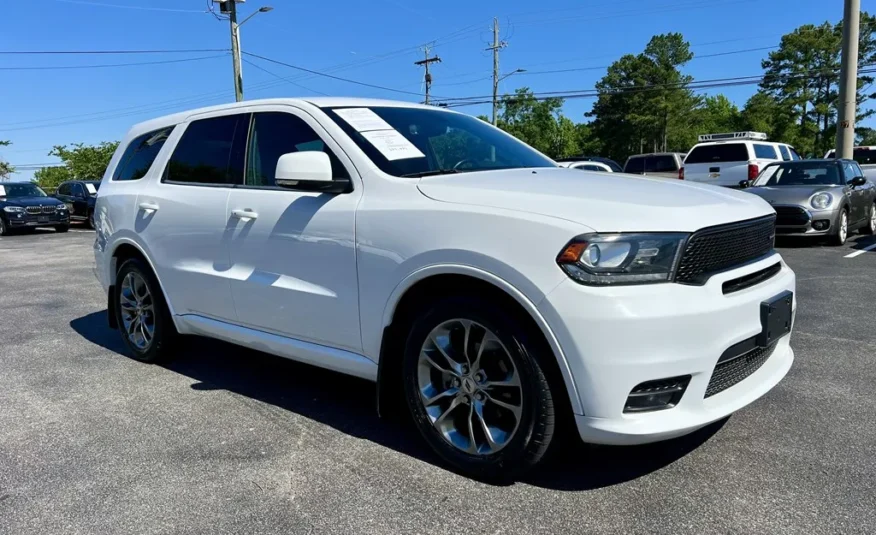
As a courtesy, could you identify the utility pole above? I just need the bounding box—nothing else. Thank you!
[219,0,244,102]
[487,18,507,125]
[414,46,441,104]
[836,0,861,159]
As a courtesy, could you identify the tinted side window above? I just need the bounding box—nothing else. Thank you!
[790,148,801,160]
[245,112,349,187]
[166,115,247,185]
[841,161,857,183]
[580,164,606,172]
[753,144,778,159]
[624,157,645,173]
[646,155,677,172]
[779,145,791,161]
[684,143,749,163]
[72,183,85,197]
[57,183,71,195]
[114,127,173,181]
[853,162,865,177]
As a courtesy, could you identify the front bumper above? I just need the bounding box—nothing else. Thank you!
[7,211,69,227]
[774,205,839,236]
[538,253,796,445]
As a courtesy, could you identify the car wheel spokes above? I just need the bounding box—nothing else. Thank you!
[120,271,154,350]
[417,319,523,455]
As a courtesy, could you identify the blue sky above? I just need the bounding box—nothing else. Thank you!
[0,0,858,180]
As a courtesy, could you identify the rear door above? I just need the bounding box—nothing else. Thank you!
[55,183,76,215]
[683,142,750,186]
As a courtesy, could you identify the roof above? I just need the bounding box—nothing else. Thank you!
[127,97,437,137]
[626,152,686,157]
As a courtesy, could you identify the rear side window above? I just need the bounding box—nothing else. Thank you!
[113,127,173,181]
[646,155,678,172]
[684,143,749,164]
[166,114,247,185]
[753,144,778,159]
[779,145,791,161]
[246,112,349,187]
[624,157,645,173]
[57,183,71,195]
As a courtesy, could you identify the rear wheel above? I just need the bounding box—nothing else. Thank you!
[861,202,876,235]
[402,296,556,480]
[114,258,177,363]
[830,210,848,246]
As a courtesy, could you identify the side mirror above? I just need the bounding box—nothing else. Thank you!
[275,152,350,193]
[850,176,867,187]
[738,180,751,189]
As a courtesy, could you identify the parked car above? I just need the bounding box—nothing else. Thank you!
[824,146,876,179]
[0,182,69,235]
[624,152,686,179]
[55,180,100,228]
[555,156,623,172]
[741,159,876,245]
[557,161,614,172]
[94,98,796,479]
[684,132,801,187]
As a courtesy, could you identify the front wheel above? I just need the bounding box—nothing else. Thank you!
[114,258,177,363]
[861,202,876,235]
[830,210,848,246]
[402,296,556,480]
[87,210,96,229]
[0,217,8,236]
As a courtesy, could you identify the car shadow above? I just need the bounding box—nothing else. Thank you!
[849,234,876,250]
[69,310,724,489]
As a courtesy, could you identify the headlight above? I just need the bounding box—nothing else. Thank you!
[557,233,688,285]
[2,206,24,213]
[57,205,67,211]
[810,192,833,210]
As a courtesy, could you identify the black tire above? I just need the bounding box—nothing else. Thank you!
[87,210,96,230]
[114,257,177,363]
[0,217,8,236]
[861,202,876,235]
[402,296,556,480]
[830,209,849,246]
[55,224,69,233]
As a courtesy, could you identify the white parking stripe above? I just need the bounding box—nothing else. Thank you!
[845,243,876,258]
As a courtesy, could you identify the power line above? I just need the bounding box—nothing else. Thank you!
[0,54,227,71]
[50,0,207,13]
[0,48,229,55]
[241,58,330,96]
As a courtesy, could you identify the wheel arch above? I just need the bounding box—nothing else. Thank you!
[375,265,583,418]
[108,239,179,326]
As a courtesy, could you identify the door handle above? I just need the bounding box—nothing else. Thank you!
[231,209,258,220]
[138,202,160,213]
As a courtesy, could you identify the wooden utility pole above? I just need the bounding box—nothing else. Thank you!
[414,46,441,105]
[227,1,243,102]
[836,0,861,158]
[487,18,507,125]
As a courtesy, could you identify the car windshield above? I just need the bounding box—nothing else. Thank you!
[754,162,842,186]
[0,183,48,198]
[825,148,876,165]
[323,106,555,177]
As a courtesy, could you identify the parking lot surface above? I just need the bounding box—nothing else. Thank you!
[1,229,874,535]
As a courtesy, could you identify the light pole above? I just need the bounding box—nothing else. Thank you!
[224,2,273,102]
[499,68,526,84]
[492,69,525,125]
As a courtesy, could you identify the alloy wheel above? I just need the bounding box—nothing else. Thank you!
[417,319,523,455]
[119,271,155,350]
[870,206,876,233]
[840,212,848,243]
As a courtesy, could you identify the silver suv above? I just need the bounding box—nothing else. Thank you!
[623,152,686,179]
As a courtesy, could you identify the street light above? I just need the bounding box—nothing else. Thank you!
[499,68,526,83]
[227,4,274,101]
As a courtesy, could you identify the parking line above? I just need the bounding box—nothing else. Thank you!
[845,243,876,258]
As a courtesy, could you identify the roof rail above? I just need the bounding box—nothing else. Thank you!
[698,132,768,142]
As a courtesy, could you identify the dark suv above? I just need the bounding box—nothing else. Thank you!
[0,182,70,235]
[55,180,100,228]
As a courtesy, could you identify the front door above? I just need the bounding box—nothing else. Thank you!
[842,160,865,223]
[136,113,248,322]
[225,108,362,352]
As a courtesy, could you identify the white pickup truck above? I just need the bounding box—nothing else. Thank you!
[684,132,801,187]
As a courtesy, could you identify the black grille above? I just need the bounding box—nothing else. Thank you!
[774,206,810,226]
[675,215,776,285]
[705,341,777,398]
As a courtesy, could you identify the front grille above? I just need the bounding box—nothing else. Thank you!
[675,215,776,285]
[24,205,56,214]
[774,206,810,226]
[722,262,782,294]
[705,341,778,398]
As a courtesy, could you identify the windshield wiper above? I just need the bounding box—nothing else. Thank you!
[400,169,467,178]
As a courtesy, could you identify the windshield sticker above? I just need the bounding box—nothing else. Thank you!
[85,183,97,194]
[334,108,394,132]
[360,130,425,161]
[0,185,5,196]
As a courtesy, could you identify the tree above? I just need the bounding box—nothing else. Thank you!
[33,166,73,190]
[34,141,119,190]
[0,140,13,180]
[496,88,581,159]
[588,33,699,162]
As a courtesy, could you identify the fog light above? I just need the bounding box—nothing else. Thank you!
[624,375,691,413]
[812,220,830,231]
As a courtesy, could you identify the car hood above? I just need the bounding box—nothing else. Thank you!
[0,196,64,207]
[746,185,841,206]
[416,167,774,232]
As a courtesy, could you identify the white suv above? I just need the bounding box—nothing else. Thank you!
[684,132,801,187]
[93,99,796,479]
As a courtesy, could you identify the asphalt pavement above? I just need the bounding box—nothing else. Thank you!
[1,228,874,535]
